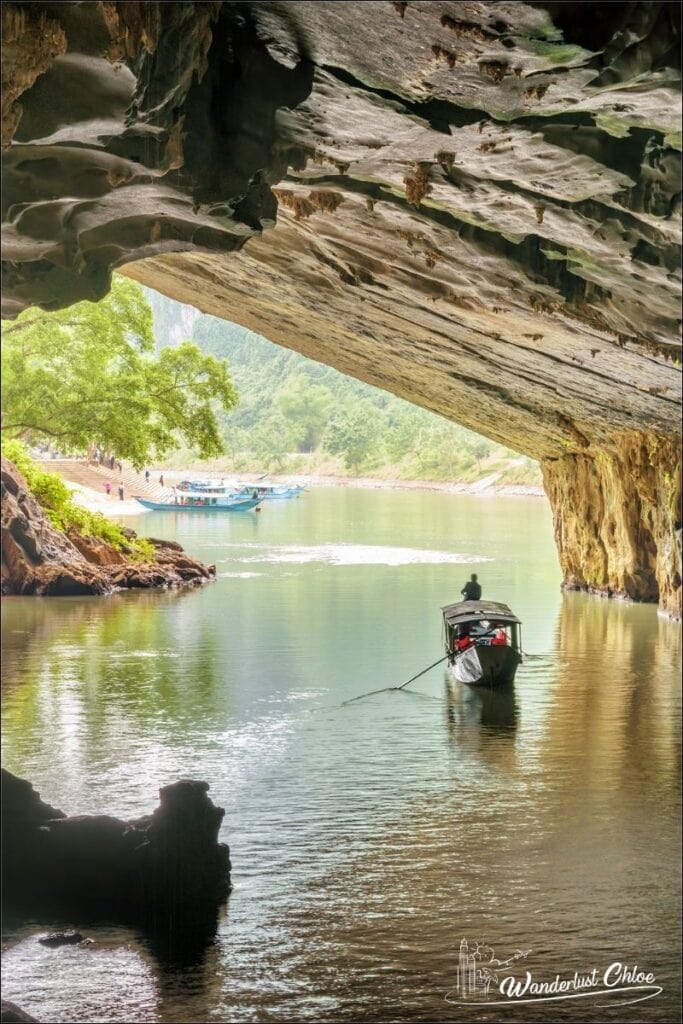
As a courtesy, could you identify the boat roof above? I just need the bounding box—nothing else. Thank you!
[441,600,521,626]
[179,490,242,500]
[236,482,290,490]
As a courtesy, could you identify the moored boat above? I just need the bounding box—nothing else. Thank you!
[234,482,305,499]
[176,480,305,499]
[134,492,261,512]
[442,600,522,686]
[177,479,216,492]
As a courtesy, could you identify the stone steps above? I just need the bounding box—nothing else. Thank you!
[37,459,171,504]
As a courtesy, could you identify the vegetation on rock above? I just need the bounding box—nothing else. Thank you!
[1,439,153,561]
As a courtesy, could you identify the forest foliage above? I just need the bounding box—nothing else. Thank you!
[144,288,540,484]
[0,275,538,485]
[1,278,238,468]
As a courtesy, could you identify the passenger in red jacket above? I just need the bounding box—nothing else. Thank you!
[454,626,473,653]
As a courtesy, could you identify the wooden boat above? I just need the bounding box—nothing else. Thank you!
[134,492,261,512]
[442,600,522,686]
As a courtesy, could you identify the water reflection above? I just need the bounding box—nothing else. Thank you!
[445,679,518,733]
[1,490,680,1023]
[444,677,519,779]
[546,592,681,797]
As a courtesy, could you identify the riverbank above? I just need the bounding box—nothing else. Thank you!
[65,466,545,514]
[152,470,546,498]
[256,473,546,498]
[1,456,216,596]
[66,482,153,517]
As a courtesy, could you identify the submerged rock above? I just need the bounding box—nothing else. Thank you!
[38,931,86,948]
[2,770,231,952]
[0,1001,39,1024]
[0,457,215,596]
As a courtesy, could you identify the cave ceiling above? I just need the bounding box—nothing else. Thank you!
[2,1,681,458]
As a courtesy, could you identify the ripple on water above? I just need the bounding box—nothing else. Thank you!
[1,490,680,1023]
[236,543,492,566]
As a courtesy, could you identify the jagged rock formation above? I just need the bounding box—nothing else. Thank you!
[542,434,681,611]
[1,2,681,613]
[1,769,231,954]
[0,456,216,595]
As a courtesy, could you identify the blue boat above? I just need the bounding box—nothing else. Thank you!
[134,493,261,512]
[177,479,218,493]
[234,483,306,500]
[176,479,306,500]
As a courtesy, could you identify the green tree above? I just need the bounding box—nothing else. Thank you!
[249,413,294,470]
[276,374,333,452]
[470,436,490,466]
[1,277,238,467]
[323,403,381,472]
[385,407,427,463]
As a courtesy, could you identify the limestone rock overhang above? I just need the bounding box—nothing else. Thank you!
[1,1,681,612]
[2,2,680,456]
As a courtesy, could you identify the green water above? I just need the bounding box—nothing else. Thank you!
[2,489,680,1022]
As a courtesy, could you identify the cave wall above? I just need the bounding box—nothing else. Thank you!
[1,1,681,614]
[542,434,681,617]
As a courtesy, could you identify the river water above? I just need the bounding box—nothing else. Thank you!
[2,489,680,1023]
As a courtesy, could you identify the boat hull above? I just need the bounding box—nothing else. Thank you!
[134,497,261,512]
[449,644,520,687]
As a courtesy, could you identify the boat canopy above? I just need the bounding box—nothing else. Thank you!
[179,490,242,500]
[237,482,289,491]
[441,600,521,627]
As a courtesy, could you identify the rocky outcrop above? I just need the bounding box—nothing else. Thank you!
[38,931,87,947]
[1,2,680,611]
[1,769,231,952]
[0,1001,39,1024]
[543,433,681,617]
[1,457,215,596]
[1,3,65,149]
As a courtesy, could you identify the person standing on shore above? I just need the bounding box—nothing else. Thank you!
[145,469,150,484]
[104,481,112,496]
[118,483,125,501]
[159,474,164,488]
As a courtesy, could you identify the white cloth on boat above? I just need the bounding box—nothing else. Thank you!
[452,645,483,684]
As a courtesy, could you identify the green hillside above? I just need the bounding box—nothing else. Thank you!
[143,288,541,486]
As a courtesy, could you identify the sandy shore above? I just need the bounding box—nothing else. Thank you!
[68,483,151,517]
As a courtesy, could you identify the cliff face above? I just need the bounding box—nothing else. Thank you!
[542,434,681,616]
[1,2,681,614]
